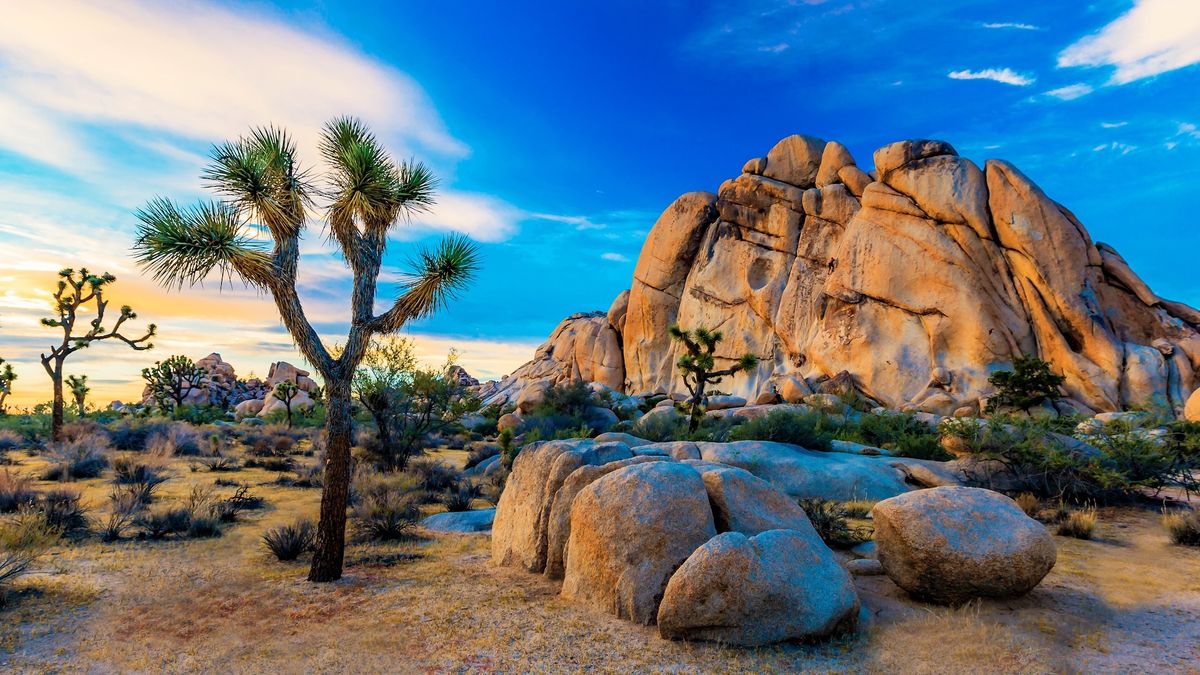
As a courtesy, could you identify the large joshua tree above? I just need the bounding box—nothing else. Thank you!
[40,269,156,440]
[132,119,479,582]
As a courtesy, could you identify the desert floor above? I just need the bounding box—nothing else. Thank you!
[2,446,1199,674]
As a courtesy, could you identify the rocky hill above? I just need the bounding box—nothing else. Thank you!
[485,135,1200,417]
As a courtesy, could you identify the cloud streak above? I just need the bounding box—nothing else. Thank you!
[1059,0,1200,84]
[948,68,1035,86]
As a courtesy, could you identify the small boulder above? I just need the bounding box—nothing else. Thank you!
[561,462,716,624]
[763,134,826,189]
[705,395,747,410]
[1187,388,1200,422]
[686,462,819,537]
[593,432,651,447]
[657,530,859,646]
[584,405,619,432]
[234,399,264,421]
[497,412,522,432]
[421,508,495,534]
[872,486,1056,605]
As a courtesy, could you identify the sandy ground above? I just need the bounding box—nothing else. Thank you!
[2,447,1199,674]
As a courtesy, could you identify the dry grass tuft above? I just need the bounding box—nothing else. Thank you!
[1162,509,1200,546]
[1057,509,1098,539]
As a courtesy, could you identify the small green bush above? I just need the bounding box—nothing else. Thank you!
[729,409,836,450]
[985,354,1065,414]
[352,487,421,541]
[442,482,482,512]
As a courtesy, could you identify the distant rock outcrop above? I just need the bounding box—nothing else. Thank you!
[486,135,1200,416]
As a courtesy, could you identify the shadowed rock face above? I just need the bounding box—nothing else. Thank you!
[488,135,1200,415]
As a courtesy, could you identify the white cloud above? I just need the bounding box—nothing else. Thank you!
[947,68,1035,86]
[408,191,523,242]
[982,22,1040,31]
[1092,142,1136,155]
[1045,83,1094,100]
[1058,0,1200,84]
[1100,121,1128,128]
[0,0,465,170]
[600,252,629,263]
[1178,123,1200,140]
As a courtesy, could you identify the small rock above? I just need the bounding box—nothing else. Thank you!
[421,508,495,534]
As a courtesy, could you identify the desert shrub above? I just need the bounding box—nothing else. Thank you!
[0,469,38,513]
[41,433,110,480]
[1056,508,1097,539]
[533,380,594,419]
[1162,509,1200,546]
[262,519,315,561]
[1014,492,1040,518]
[201,456,239,472]
[352,486,421,541]
[111,457,169,503]
[242,426,299,457]
[135,507,192,539]
[799,498,872,549]
[729,408,836,450]
[840,500,876,519]
[37,489,89,534]
[406,459,461,493]
[478,472,506,506]
[0,508,59,592]
[60,419,109,443]
[958,417,1200,502]
[214,485,263,523]
[0,429,23,453]
[464,442,499,470]
[107,418,171,452]
[843,413,949,461]
[985,354,1065,414]
[146,424,203,457]
[498,428,518,469]
[442,482,482,512]
[244,456,295,472]
[99,488,142,542]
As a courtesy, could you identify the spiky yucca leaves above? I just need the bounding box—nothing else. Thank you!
[39,268,155,440]
[669,324,759,432]
[66,374,89,416]
[131,118,479,583]
[273,380,299,429]
[0,357,15,414]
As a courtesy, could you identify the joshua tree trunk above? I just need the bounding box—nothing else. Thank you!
[47,360,65,441]
[308,378,353,581]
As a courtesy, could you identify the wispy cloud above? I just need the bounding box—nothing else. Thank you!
[1059,0,1200,84]
[1100,121,1128,129]
[948,68,1035,86]
[1093,141,1136,155]
[600,252,629,263]
[1045,83,1094,100]
[982,22,1040,31]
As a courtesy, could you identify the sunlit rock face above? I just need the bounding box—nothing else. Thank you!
[492,135,1200,416]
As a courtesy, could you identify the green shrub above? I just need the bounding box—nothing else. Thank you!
[406,459,461,493]
[985,354,1065,414]
[842,413,949,461]
[106,418,171,452]
[799,498,872,549]
[263,519,315,561]
[729,409,836,450]
[442,482,482,512]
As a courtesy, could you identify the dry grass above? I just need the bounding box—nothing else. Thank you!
[1162,509,1200,546]
[1057,508,1098,539]
[1,437,1199,672]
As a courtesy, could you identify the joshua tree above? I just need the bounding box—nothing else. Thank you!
[142,355,208,410]
[669,325,759,431]
[132,119,478,582]
[66,374,90,417]
[986,354,1066,414]
[273,380,299,429]
[0,357,15,414]
[40,269,155,440]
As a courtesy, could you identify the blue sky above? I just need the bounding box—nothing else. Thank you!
[0,0,1198,404]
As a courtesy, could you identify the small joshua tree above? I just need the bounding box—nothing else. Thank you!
[40,268,155,440]
[669,325,759,431]
[66,374,90,417]
[142,355,207,411]
[986,354,1066,414]
[0,357,15,414]
[273,380,299,429]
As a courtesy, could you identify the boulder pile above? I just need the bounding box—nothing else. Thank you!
[139,352,266,409]
[233,361,320,420]
[490,436,1058,645]
[481,135,1200,418]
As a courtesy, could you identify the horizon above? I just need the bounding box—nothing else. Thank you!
[2,0,1199,407]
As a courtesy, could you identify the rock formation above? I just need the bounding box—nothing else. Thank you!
[139,352,266,409]
[486,135,1200,416]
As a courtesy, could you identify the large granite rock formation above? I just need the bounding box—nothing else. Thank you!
[486,135,1200,416]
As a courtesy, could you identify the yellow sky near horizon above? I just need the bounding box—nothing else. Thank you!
[0,264,538,409]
